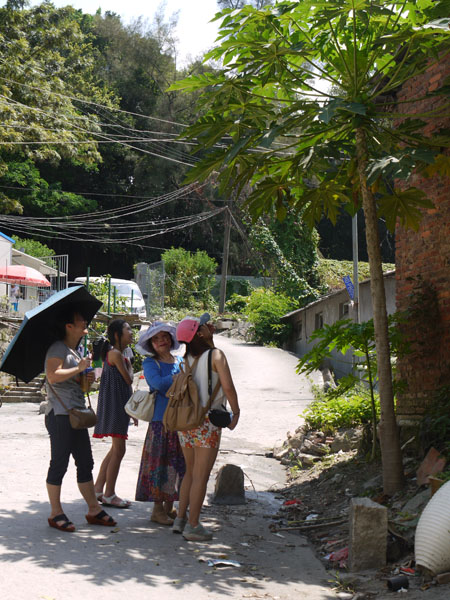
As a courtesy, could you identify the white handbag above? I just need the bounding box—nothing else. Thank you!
[125,378,156,422]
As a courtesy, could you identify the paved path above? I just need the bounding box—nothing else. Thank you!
[0,336,334,600]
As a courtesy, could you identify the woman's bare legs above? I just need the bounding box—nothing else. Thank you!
[178,446,218,527]
[47,483,64,520]
[94,437,127,502]
[177,447,194,519]
[188,447,218,527]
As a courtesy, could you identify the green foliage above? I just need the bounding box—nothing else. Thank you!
[302,386,380,434]
[225,293,249,314]
[12,236,55,258]
[420,386,450,458]
[249,217,321,302]
[162,247,218,310]
[317,259,395,292]
[246,287,297,346]
[86,277,127,315]
[226,278,253,299]
[296,314,408,458]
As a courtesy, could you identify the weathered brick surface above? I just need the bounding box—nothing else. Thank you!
[395,56,450,418]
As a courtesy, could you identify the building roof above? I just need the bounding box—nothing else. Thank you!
[0,231,15,244]
[281,269,395,320]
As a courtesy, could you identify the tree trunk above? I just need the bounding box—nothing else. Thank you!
[355,127,405,494]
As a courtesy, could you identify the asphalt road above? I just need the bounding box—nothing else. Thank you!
[0,335,335,600]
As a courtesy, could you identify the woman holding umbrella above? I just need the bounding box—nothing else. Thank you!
[45,308,117,532]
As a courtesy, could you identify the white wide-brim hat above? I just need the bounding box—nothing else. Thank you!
[135,321,180,356]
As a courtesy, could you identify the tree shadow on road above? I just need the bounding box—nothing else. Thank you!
[0,498,336,597]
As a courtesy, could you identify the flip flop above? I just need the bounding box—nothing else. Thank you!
[85,510,117,526]
[48,513,76,532]
[102,494,131,509]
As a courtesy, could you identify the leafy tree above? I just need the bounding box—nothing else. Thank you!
[162,247,217,310]
[0,3,116,213]
[217,1,274,9]
[12,236,55,258]
[246,287,297,346]
[296,315,408,460]
[171,1,450,493]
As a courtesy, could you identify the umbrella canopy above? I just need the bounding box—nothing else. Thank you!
[0,286,102,383]
[0,264,51,287]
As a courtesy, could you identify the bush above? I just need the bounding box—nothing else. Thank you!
[162,247,217,310]
[302,386,380,433]
[225,293,249,314]
[246,288,297,346]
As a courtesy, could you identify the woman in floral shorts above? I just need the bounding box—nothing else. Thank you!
[174,313,240,542]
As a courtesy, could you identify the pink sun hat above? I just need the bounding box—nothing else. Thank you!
[176,313,211,344]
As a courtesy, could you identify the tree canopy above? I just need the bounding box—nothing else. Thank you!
[170,0,450,494]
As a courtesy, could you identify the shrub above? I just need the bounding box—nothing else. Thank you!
[246,288,297,346]
[302,386,380,433]
[162,247,217,310]
[225,293,249,314]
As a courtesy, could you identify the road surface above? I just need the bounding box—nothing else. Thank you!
[0,335,335,600]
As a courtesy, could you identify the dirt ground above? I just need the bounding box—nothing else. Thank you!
[270,443,450,600]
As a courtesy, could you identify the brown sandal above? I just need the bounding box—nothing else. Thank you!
[85,509,117,527]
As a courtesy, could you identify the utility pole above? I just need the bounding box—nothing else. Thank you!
[219,204,231,313]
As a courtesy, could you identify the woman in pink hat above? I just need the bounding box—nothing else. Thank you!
[174,313,240,542]
[135,322,185,525]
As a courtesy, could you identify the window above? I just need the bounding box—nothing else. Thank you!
[339,302,350,318]
[315,312,323,330]
[295,320,303,340]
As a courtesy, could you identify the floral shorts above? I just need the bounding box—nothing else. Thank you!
[178,415,221,449]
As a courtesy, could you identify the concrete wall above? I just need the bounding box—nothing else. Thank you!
[284,272,396,380]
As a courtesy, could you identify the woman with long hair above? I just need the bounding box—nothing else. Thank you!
[135,322,186,525]
[93,319,134,508]
[174,313,240,542]
[45,309,117,531]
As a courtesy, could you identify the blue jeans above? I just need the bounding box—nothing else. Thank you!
[45,410,94,485]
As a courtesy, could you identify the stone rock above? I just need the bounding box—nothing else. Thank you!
[402,488,430,515]
[301,438,329,456]
[273,446,290,461]
[296,453,321,468]
[38,400,49,415]
[288,431,306,450]
[211,464,246,505]
[348,497,388,571]
[330,428,362,453]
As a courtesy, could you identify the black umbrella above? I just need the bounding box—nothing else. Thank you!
[0,285,102,383]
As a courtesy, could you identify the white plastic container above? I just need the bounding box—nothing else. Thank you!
[415,479,450,574]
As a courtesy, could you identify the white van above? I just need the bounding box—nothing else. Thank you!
[74,277,147,319]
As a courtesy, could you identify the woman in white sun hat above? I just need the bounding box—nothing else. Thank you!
[135,321,186,525]
[173,313,240,542]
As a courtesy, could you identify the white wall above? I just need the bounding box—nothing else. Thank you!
[0,236,13,297]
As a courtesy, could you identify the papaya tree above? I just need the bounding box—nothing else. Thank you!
[170,0,450,493]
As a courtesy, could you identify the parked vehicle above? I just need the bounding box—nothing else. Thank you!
[73,277,147,319]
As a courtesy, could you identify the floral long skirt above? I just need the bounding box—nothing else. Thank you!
[135,421,185,503]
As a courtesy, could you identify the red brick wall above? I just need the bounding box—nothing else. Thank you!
[395,56,450,419]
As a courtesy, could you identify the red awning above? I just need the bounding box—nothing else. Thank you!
[0,265,51,287]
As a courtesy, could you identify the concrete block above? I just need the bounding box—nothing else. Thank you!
[211,464,246,505]
[348,497,388,571]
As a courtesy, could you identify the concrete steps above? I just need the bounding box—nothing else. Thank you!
[1,376,45,403]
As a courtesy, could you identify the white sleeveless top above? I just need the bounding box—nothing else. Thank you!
[187,350,227,410]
